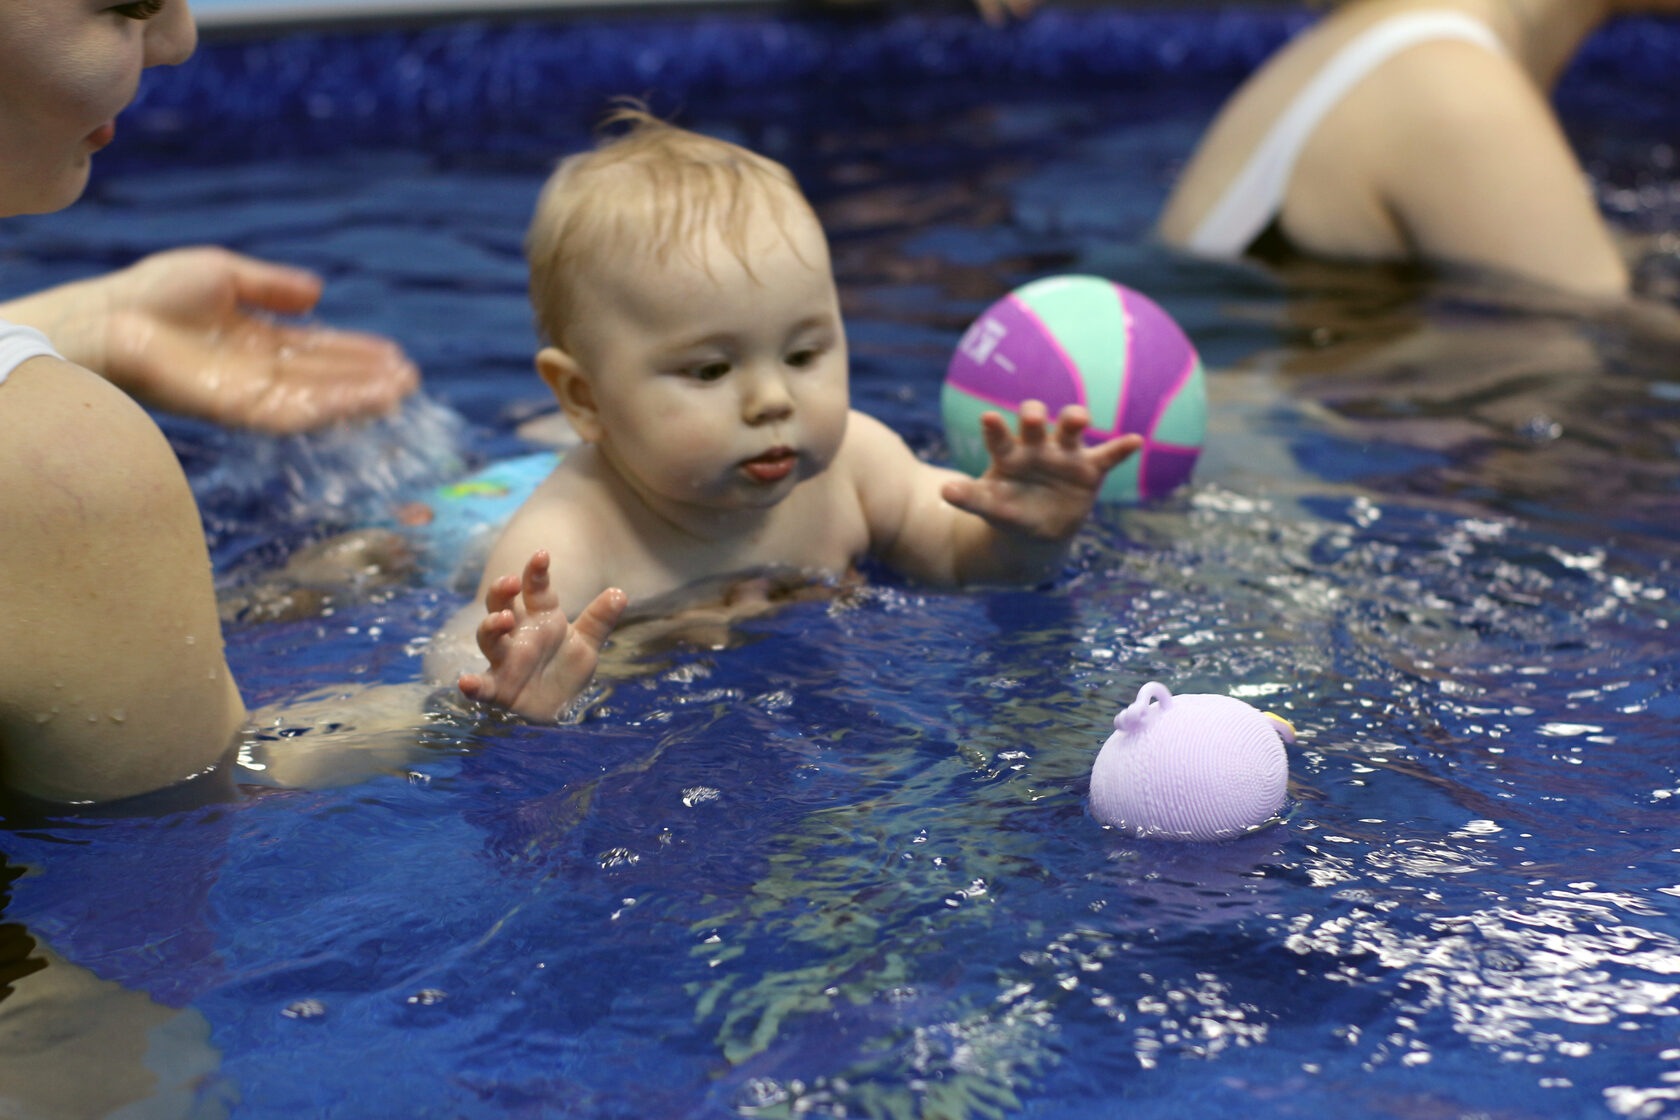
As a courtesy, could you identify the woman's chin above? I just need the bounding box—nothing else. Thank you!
[9,165,93,217]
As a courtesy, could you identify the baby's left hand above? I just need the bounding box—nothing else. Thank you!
[457,551,628,722]
[940,401,1141,541]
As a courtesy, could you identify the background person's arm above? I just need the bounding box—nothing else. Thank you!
[1368,43,1629,297]
[0,357,244,803]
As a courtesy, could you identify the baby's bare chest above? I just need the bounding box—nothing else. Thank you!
[492,463,876,618]
[626,491,871,599]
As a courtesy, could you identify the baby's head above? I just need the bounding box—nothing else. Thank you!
[522,109,851,512]
[526,108,824,355]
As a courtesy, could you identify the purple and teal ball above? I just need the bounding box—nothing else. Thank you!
[942,275,1206,502]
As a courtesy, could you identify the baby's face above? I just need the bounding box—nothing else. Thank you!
[564,202,850,518]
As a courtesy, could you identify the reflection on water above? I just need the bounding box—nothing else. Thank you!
[1228,266,1680,547]
[2,21,1679,1120]
[0,935,230,1119]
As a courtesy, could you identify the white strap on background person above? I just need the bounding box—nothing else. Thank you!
[1187,10,1507,256]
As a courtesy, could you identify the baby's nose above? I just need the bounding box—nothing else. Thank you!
[741,369,795,423]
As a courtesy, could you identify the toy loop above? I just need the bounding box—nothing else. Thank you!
[1115,680,1174,733]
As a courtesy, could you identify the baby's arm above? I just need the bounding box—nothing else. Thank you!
[859,402,1140,586]
[457,551,629,722]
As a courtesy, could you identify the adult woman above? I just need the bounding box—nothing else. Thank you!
[1157,0,1680,298]
[0,0,415,803]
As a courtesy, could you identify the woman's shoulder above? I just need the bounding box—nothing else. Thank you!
[1159,0,1508,246]
[0,356,243,804]
[0,355,184,504]
[0,354,215,620]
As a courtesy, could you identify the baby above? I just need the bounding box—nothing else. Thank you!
[435,111,1140,720]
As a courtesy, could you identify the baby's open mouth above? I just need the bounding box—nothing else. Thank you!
[741,448,797,483]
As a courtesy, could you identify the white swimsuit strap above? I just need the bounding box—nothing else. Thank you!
[0,318,60,387]
[1186,10,1506,257]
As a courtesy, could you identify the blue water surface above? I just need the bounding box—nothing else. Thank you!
[2,8,1680,1120]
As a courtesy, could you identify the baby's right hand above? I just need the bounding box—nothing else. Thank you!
[457,551,628,722]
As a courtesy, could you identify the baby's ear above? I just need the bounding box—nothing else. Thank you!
[536,347,602,443]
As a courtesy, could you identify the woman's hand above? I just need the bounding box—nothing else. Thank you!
[6,246,419,433]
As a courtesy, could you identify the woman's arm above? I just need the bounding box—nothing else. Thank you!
[0,248,418,433]
[1369,42,1629,297]
[0,357,245,803]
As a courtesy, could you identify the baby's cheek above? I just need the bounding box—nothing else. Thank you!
[641,401,709,451]
[804,389,851,466]
[649,426,722,488]
[674,427,721,461]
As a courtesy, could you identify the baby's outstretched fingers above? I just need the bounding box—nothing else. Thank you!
[1053,405,1094,449]
[1092,432,1145,470]
[518,550,558,612]
[945,402,1146,545]
[571,587,630,650]
[1014,399,1052,449]
[456,577,629,722]
[473,607,517,660]
[479,605,516,637]
[979,410,1017,461]
[482,572,523,615]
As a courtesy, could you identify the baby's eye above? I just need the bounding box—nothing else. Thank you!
[689,361,731,382]
[111,0,166,18]
[785,348,821,370]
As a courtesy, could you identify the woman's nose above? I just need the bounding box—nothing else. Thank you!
[144,0,199,69]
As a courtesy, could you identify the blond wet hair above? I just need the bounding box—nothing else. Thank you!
[525,106,816,351]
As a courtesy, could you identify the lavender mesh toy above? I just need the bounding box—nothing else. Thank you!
[1090,682,1294,841]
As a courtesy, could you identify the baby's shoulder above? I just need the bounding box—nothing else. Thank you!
[835,409,917,473]
[496,461,603,544]
[841,407,900,444]
[833,409,927,493]
[478,460,608,572]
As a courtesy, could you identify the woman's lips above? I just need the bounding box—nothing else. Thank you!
[87,122,117,150]
[741,448,797,483]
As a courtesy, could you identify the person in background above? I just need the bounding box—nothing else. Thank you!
[0,0,416,804]
[1158,0,1680,299]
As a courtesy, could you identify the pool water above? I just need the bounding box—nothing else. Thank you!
[3,8,1680,1119]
